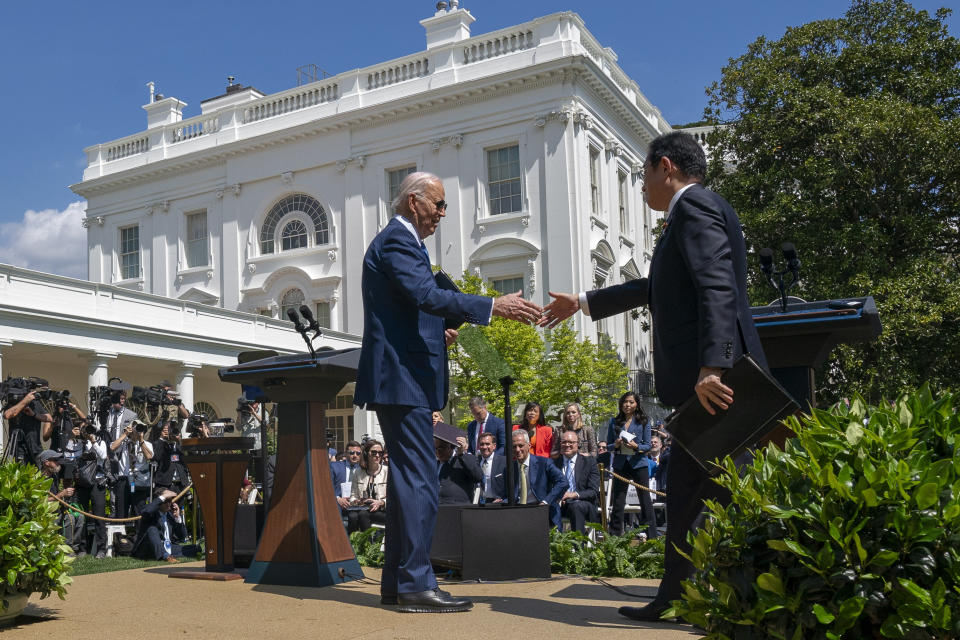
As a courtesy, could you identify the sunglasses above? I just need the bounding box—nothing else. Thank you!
[368,450,384,457]
[415,193,447,212]
[347,451,361,456]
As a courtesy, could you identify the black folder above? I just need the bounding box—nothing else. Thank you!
[434,269,465,330]
[664,354,799,475]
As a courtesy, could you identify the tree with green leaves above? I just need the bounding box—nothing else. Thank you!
[704,0,960,404]
[446,273,628,430]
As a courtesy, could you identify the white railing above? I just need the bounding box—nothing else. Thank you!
[105,135,149,162]
[462,29,535,64]
[242,82,339,124]
[172,114,220,143]
[366,56,430,90]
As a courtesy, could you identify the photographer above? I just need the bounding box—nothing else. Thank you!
[127,420,154,515]
[237,397,262,450]
[106,391,138,518]
[132,488,194,563]
[73,428,109,558]
[39,450,85,555]
[151,420,188,494]
[3,389,53,467]
[50,393,85,452]
[185,413,211,439]
[158,380,190,427]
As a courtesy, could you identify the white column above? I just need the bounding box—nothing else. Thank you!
[87,352,117,389]
[176,363,201,416]
[0,340,12,453]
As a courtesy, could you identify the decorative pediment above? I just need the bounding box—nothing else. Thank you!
[177,286,219,306]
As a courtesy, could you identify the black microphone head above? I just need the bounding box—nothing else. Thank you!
[299,304,315,322]
[781,242,797,262]
[286,308,301,324]
[759,247,774,266]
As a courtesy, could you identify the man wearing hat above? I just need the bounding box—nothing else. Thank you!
[434,422,482,505]
[39,450,85,555]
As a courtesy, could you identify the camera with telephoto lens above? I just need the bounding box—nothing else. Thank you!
[132,383,181,408]
[89,378,130,427]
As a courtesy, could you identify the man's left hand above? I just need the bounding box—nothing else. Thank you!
[444,328,458,347]
[695,366,733,415]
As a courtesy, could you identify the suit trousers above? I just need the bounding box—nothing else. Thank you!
[75,484,106,554]
[375,405,438,595]
[657,444,733,603]
[561,499,596,535]
[609,463,658,539]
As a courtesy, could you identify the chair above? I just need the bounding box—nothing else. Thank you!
[104,524,128,558]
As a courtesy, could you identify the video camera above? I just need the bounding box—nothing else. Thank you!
[89,377,131,427]
[1,376,51,406]
[208,417,235,437]
[131,384,180,408]
[185,412,209,437]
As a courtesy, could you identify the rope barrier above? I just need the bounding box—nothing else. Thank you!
[601,466,667,499]
[46,483,194,524]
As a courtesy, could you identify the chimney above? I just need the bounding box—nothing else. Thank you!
[420,2,475,49]
[143,95,187,129]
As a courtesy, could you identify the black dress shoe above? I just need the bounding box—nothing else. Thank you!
[397,588,472,613]
[383,588,451,606]
[618,601,675,622]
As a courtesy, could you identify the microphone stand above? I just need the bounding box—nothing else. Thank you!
[286,309,316,358]
[759,244,801,313]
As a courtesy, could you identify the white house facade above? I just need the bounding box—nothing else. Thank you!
[67,5,674,432]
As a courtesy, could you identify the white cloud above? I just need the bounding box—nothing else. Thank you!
[0,201,87,279]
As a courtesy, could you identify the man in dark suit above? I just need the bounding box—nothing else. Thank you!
[542,132,768,622]
[354,171,541,613]
[331,440,363,509]
[133,488,192,563]
[554,430,600,534]
[505,430,566,522]
[466,397,506,455]
[435,422,483,505]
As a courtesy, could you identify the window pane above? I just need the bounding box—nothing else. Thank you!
[387,166,416,205]
[186,211,208,268]
[281,220,308,251]
[315,301,331,329]
[280,289,305,319]
[491,276,524,297]
[119,226,140,280]
[486,145,522,215]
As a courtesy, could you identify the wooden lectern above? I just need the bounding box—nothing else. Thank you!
[218,348,363,587]
[180,436,255,574]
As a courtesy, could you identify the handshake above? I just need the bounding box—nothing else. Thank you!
[488,290,581,328]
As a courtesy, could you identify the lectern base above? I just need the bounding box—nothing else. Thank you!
[245,558,364,587]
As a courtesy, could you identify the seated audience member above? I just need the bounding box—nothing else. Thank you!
[476,432,506,503]
[554,431,601,534]
[512,401,559,459]
[332,441,363,509]
[648,434,669,495]
[596,440,614,470]
[558,402,597,457]
[133,488,195,563]
[507,430,566,525]
[346,439,388,533]
[240,477,258,504]
[435,422,482,505]
[466,396,506,455]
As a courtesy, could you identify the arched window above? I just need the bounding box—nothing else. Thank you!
[260,194,329,254]
[193,401,219,421]
[281,220,308,251]
[280,288,305,319]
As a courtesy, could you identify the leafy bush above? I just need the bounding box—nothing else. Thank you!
[671,387,960,639]
[550,525,663,578]
[349,528,385,568]
[0,463,73,606]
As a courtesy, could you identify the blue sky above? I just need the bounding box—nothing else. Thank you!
[0,1,955,276]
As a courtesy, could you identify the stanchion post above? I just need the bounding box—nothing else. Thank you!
[499,375,516,506]
[597,463,608,532]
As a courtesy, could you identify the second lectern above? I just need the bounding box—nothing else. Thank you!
[219,348,363,587]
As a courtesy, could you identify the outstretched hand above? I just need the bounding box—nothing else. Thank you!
[538,291,580,328]
[492,290,542,325]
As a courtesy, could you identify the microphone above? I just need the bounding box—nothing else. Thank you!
[781,242,800,271]
[759,248,774,276]
[299,305,322,334]
[286,308,306,333]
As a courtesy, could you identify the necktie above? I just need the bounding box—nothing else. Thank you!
[519,462,528,504]
[566,460,575,493]
[162,515,172,557]
[420,243,430,262]
[111,411,119,436]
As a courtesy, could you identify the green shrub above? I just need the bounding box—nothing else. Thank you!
[350,528,385,568]
[550,525,664,578]
[670,387,960,639]
[0,462,73,606]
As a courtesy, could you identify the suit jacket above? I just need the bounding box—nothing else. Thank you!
[466,413,506,455]
[503,454,566,507]
[438,453,483,505]
[330,461,361,498]
[354,217,492,410]
[604,417,652,472]
[479,453,507,501]
[554,454,600,505]
[586,184,767,407]
[132,497,187,556]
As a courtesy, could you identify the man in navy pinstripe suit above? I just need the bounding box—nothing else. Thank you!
[354,172,541,613]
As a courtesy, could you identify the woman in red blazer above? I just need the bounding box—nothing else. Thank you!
[512,401,558,459]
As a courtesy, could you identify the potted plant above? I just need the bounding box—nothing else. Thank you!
[0,462,72,625]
